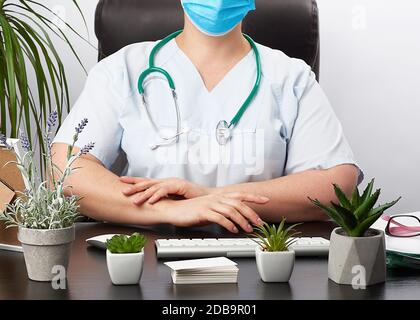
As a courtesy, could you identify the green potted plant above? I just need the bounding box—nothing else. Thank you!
[253,219,301,282]
[0,0,89,174]
[309,179,401,286]
[0,112,94,281]
[105,233,147,285]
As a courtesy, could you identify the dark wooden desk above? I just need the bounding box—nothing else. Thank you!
[0,222,419,300]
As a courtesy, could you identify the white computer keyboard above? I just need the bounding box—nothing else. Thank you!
[155,237,330,258]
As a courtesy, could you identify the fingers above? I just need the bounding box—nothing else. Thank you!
[122,179,158,196]
[119,176,147,184]
[148,187,171,204]
[212,202,253,233]
[225,192,270,204]
[133,184,172,205]
[130,179,187,204]
[204,212,239,234]
[219,198,262,228]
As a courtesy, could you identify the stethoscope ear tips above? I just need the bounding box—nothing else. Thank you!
[149,144,159,150]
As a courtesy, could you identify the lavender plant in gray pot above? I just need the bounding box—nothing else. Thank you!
[0,113,94,281]
[309,179,400,286]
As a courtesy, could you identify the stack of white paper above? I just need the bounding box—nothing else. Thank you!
[164,257,239,284]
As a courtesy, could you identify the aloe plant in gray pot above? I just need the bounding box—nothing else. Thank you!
[0,113,94,281]
[309,179,401,286]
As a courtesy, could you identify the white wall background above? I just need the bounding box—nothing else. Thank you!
[31,0,420,214]
[317,0,420,214]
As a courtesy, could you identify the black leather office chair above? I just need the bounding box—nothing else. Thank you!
[94,0,320,176]
[95,0,320,79]
[89,0,321,224]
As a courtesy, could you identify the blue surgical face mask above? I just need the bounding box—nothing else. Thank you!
[181,0,256,37]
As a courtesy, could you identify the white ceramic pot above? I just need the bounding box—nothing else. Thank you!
[255,246,295,282]
[106,249,144,285]
[18,225,75,282]
[328,227,386,286]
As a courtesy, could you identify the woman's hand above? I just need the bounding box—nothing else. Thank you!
[158,193,269,233]
[120,176,209,205]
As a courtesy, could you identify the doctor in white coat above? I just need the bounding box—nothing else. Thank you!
[52,0,362,233]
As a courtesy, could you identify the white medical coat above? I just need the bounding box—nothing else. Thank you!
[54,39,362,187]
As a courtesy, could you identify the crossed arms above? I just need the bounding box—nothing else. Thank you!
[51,143,358,233]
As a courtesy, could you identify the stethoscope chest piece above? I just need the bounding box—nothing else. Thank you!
[216,120,231,145]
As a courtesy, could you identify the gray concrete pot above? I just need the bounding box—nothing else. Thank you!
[18,225,75,282]
[328,227,386,286]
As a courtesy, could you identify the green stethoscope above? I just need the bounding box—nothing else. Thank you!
[138,30,262,150]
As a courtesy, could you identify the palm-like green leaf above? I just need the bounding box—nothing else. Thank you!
[0,0,91,179]
[0,14,18,136]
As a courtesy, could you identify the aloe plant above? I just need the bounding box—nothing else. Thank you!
[106,233,147,254]
[309,179,401,237]
[252,219,301,252]
[0,0,91,176]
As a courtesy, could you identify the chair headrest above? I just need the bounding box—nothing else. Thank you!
[95,0,320,78]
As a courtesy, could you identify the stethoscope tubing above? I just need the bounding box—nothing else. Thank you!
[138,30,262,148]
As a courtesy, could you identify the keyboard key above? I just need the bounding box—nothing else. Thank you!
[296,240,310,245]
[308,240,323,245]
[312,237,330,244]
[158,242,171,247]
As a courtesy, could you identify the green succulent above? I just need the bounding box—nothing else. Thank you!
[252,219,301,252]
[105,233,147,254]
[309,179,401,237]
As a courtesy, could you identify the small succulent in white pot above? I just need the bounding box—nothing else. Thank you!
[0,113,94,281]
[309,179,401,286]
[105,233,147,285]
[253,219,301,283]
